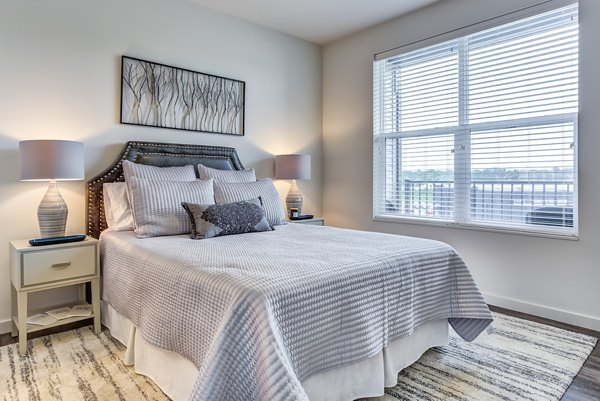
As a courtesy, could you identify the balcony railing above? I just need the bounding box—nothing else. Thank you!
[387,180,574,226]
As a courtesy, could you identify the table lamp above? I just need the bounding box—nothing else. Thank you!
[275,154,311,217]
[19,140,84,238]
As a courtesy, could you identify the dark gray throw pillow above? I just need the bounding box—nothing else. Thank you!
[181,197,272,239]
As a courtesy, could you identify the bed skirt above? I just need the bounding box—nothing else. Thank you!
[101,301,449,401]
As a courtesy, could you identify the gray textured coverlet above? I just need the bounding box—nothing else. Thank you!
[100,224,492,401]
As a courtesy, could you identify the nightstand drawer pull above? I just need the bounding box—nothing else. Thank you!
[51,262,71,269]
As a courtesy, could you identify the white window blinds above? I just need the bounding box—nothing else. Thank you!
[373,3,578,236]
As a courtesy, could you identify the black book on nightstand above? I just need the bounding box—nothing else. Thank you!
[289,215,314,221]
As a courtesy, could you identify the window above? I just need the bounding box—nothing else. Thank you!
[373,3,578,237]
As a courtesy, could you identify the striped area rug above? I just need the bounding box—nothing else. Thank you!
[0,312,596,401]
[365,312,597,401]
[0,328,168,401]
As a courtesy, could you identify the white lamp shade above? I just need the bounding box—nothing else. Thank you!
[275,154,311,180]
[19,140,84,181]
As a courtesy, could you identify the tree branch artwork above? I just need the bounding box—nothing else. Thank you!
[120,56,245,136]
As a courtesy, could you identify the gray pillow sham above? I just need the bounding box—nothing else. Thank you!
[197,164,256,183]
[182,197,272,239]
[123,160,196,181]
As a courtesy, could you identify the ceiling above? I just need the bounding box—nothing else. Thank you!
[187,0,440,44]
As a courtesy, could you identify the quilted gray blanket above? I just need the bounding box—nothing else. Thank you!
[101,224,492,401]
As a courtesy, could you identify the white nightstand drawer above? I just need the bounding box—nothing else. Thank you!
[22,245,96,286]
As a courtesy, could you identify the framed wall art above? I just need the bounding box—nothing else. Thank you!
[120,56,245,136]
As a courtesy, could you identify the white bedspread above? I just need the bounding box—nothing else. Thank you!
[100,224,492,401]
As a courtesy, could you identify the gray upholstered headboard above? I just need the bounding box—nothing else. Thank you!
[86,141,244,238]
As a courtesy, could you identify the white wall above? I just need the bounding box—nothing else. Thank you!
[0,0,322,333]
[323,0,600,330]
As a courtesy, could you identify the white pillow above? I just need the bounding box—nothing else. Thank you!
[128,177,215,238]
[198,164,256,183]
[103,182,134,231]
[123,160,196,181]
[213,179,286,227]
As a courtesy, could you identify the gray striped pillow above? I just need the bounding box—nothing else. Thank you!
[128,177,215,238]
[123,160,196,181]
[214,179,286,227]
[198,164,256,183]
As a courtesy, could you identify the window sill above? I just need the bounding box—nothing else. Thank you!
[373,215,579,241]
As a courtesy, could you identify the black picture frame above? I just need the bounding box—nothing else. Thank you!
[120,56,245,136]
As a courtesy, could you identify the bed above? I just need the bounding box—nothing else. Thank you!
[87,141,493,401]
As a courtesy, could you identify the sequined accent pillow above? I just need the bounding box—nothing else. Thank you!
[181,197,272,239]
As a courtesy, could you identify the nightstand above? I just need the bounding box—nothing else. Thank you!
[288,217,325,226]
[10,237,100,355]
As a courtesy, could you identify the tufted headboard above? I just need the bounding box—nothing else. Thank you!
[86,141,244,238]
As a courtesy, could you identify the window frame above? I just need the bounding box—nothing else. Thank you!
[372,0,579,239]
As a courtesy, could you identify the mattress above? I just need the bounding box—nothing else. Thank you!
[100,224,492,401]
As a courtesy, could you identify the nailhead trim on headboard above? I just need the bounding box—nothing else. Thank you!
[86,141,244,238]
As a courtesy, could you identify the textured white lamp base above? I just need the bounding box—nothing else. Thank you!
[286,179,303,216]
[38,180,68,238]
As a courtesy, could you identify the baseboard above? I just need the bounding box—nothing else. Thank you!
[484,292,600,332]
[0,318,13,335]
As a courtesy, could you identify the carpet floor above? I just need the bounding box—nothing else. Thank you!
[0,328,167,401]
[365,313,597,401]
[0,312,596,401]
